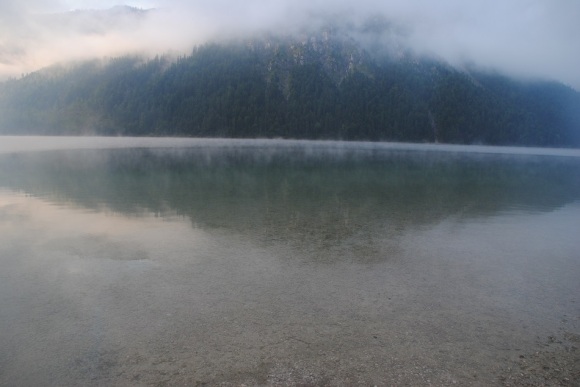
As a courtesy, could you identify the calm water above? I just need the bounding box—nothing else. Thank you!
[1,137,579,385]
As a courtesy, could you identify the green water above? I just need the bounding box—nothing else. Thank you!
[1,138,579,385]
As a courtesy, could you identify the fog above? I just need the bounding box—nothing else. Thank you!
[1,0,579,89]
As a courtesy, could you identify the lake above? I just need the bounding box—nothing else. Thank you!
[0,137,579,385]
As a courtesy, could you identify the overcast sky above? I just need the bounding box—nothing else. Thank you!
[1,0,579,89]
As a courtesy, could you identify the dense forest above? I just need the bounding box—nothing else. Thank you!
[1,31,579,147]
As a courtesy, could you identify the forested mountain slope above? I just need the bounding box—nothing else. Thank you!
[1,31,579,147]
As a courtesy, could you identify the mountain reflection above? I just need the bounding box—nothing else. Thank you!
[1,145,579,253]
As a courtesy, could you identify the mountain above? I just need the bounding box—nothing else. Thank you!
[1,29,579,147]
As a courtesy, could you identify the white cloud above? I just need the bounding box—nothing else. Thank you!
[0,0,579,89]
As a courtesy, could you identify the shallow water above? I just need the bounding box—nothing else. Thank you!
[0,137,579,385]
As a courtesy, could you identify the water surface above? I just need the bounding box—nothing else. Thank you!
[0,137,579,385]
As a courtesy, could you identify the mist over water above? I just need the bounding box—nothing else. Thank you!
[0,138,579,385]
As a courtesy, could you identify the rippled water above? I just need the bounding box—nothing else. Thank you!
[0,137,579,385]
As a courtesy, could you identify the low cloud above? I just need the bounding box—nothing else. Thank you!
[1,0,579,89]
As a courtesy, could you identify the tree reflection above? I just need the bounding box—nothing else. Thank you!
[1,145,579,255]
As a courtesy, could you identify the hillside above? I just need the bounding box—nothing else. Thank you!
[1,30,579,147]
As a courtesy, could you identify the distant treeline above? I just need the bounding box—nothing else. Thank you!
[1,36,579,147]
